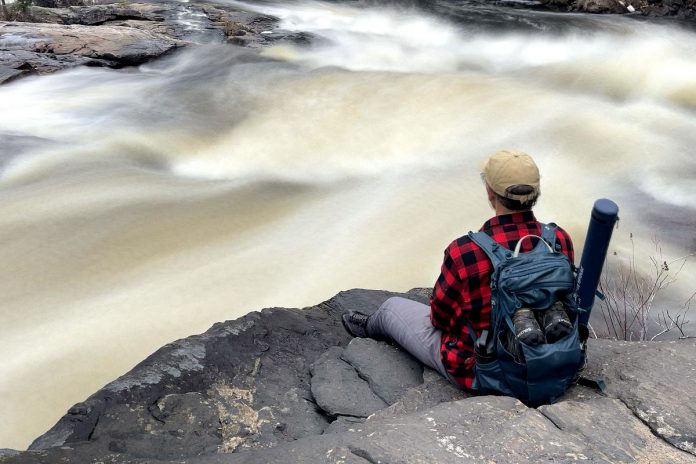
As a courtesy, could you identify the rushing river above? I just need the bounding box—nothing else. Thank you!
[1,0,696,450]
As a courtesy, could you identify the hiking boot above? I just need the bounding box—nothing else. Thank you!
[341,311,371,338]
[513,308,545,346]
[542,301,572,343]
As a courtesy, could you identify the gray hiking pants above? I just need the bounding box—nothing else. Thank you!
[366,296,457,385]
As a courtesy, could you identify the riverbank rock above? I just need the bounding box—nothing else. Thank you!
[26,3,167,26]
[0,21,180,81]
[1,288,695,463]
[0,0,314,84]
[539,0,696,16]
[21,2,281,43]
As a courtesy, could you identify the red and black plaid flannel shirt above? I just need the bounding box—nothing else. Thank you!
[429,211,574,390]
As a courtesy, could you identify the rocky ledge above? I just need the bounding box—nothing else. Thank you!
[1,288,695,463]
[0,0,309,84]
[538,0,696,16]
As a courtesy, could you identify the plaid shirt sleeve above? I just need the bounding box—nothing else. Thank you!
[429,237,491,390]
[430,240,466,333]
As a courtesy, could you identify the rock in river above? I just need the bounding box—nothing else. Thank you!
[0,21,180,81]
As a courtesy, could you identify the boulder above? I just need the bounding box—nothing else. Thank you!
[309,346,388,418]
[0,21,180,74]
[340,337,424,405]
[0,47,106,77]
[24,2,228,42]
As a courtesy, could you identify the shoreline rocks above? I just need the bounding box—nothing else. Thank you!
[0,0,310,84]
[0,21,181,74]
[538,0,696,16]
[1,288,694,463]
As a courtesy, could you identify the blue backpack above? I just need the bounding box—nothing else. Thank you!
[468,223,585,405]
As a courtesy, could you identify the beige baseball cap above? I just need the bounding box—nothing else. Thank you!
[482,149,540,202]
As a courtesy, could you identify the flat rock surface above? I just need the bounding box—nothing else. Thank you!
[341,337,424,405]
[0,47,100,80]
[369,367,470,420]
[0,20,179,82]
[0,22,179,61]
[189,394,694,464]
[540,397,692,462]
[584,339,696,455]
[310,346,388,418]
[1,289,695,464]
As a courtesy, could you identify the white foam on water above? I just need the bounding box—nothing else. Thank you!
[250,1,696,109]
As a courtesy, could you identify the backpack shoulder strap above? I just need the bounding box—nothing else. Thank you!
[468,231,509,269]
[540,222,561,252]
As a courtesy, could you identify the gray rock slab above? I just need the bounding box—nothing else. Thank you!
[0,48,102,75]
[584,338,696,455]
[341,338,424,405]
[185,396,606,464]
[540,397,695,463]
[322,416,365,435]
[0,21,180,70]
[4,290,695,464]
[0,64,24,84]
[265,387,327,443]
[369,367,470,421]
[309,347,387,418]
[26,2,227,43]
[88,392,222,459]
[28,4,160,25]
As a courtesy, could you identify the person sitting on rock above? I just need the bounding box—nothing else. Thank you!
[341,150,575,390]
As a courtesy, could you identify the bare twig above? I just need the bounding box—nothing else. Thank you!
[597,234,694,341]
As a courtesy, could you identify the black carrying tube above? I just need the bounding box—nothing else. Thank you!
[576,199,619,332]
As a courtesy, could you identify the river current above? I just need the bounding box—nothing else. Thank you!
[1,0,695,449]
